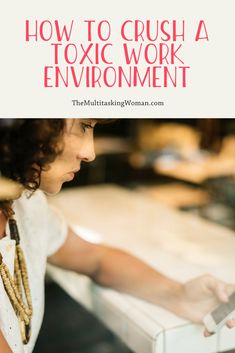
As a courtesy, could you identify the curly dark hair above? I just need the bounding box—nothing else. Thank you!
[0,119,65,216]
[0,118,115,216]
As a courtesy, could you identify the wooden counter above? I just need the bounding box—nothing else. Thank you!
[47,185,235,353]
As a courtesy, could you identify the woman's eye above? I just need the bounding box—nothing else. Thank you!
[81,123,93,133]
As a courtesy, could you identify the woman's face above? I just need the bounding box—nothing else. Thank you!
[39,119,96,194]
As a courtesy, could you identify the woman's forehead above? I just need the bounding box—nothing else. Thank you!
[65,118,97,126]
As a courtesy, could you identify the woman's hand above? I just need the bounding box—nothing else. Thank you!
[49,231,235,337]
[177,274,235,336]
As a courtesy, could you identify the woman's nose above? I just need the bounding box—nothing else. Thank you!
[78,138,96,162]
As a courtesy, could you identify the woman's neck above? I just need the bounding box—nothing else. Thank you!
[0,212,7,239]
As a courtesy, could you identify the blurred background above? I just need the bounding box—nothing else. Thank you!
[34,118,235,353]
[63,118,235,230]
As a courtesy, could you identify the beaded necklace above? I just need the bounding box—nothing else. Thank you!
[0,217,33,344]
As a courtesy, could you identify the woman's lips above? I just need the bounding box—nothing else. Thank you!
[66,169,80,181]
[66,172,75,181]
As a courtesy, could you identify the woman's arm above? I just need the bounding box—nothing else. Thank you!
[0,330,13,353]
[48,228,235,332]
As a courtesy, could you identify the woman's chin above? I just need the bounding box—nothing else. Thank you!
[40,182,63,195]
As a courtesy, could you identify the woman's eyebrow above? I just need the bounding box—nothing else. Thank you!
[82,119,97,127]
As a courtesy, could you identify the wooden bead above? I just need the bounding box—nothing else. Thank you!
[0,220,33,345]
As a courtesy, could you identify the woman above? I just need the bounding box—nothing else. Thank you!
[0,118,234,353]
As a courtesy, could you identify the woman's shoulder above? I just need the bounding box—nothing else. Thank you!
[14,189,49,214]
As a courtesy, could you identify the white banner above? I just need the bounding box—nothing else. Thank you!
[1,0,234,117]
